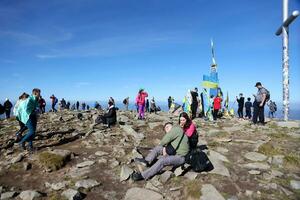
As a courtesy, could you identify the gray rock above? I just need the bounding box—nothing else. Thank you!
[174,166,184,177]
[76,160,95,168]
[10,153,24,164]
[184,171,198,180]
[216,147,229,154]
[0,192,17,200]
[271,169,284,178]
[121,125,145,142]
[118,115,130,124]
[98,158,108,164]
[67,166,91,178]
[120,165,133,182]
[241,162,270,170]
[271,155,284,167]
[206,129,220,137]
[248,170,261,175]
[148,122,161,130]
[227,196,239,200]
[19,190,42,200]
[95,151,109,157]
[131,148,143,159]
[23,162,32,171]
[244,152,267,162]
[208,152,230,177]
[209,150,229,163]
[160,171,173,183]
[45,181,69,191]
[61,189,83,200]
[276,121,300,128]
[109,159,120,168]
[75,179,100,189]
[200,184,225,200]
[290,180,300,190]
[124,187,163,200]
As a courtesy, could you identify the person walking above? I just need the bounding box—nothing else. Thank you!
[18,88,41,151]
[268,100,277,119]
[38,96,46,113]
[136,89,148,120]
[3,98,13,119]
[150,97,157,114]
[252,82,268,125]
[76,101,80,110]
[14,93,29,141]
[50,95,58,112]
[146,99,150,113]
[236,93,245,119]
[245,97,253,119]
[123,97,129,111]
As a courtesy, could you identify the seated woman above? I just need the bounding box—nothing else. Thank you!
[132,122,189,181]
[179,112,198,149]
[95,101,117,128]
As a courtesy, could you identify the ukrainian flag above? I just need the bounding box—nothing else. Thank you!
[202,74,218,89]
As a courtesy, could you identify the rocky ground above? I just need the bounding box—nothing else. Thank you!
[0,109,300,200]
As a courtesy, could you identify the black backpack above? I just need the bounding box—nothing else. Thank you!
[185,148,213,172]
[264,88,270,102]
[0,104,5,114]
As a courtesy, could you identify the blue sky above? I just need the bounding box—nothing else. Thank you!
[0,0,299,104]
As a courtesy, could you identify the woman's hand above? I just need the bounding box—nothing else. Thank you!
[163,147,168,156]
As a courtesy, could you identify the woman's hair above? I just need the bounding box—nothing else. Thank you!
[19,92,29,100]
[179,112,192,128]
[139,89,144,94]
[108,101,114,107]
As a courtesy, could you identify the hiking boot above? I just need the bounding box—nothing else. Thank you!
[134,158,149,167]
[131,172,144,181]
[19,143,26,151]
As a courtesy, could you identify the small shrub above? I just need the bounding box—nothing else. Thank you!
[185,180,202,199]
[38,152,65,171]
[258,142,282,156]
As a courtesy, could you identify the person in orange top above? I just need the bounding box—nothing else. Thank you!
[213,95,222,121]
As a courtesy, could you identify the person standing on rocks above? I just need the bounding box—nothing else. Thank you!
[13,92,29,142]
[150,97,157,114]
[132,122,189,181]
[146,99,150,113]
[179,112,198,150]
[168,96,172,110]
[76,101,80,110]
[190,88,199,119]
[50,95,58,112]
[236,93,245,120]
[136,89,148,120]
[3,98,13,119]
[123,97,129,111]
[267,100,277,119]
[252,82,268,125]
[82,102,86,110]
[18,88,41,151]
[38,96,46,113]
[66,101,70,110]
[213,94,222,121]
[245,97,253,119]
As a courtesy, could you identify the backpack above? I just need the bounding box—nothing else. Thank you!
[264,88,270,102]
[185,148,213,172]
[123,99,127,104]
[0,104,5,114]
[54,98,58,104]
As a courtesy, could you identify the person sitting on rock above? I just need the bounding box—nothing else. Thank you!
[95,101,117,128]
[17,88,41,151]
[132,122,189,181]
[179,112,198,150]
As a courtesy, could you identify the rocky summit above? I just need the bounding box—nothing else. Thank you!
[0,109,300,199]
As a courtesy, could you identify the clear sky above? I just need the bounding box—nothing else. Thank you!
[0,0,299,104]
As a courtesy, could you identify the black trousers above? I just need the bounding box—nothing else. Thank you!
[191,102,198,119]
[245,109,252,119]
[238,106,244,118]
[213,109,219,120]
[252,101,265,124]
[5,110,11,119]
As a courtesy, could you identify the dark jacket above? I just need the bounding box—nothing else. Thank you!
[4,100,13,110]
[104,106,117,125]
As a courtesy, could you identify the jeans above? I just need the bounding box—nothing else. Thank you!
[245,109,252,119]
[238,106,244,118]
[142,146,185,180]
[138,104,145,119]
[19,114,37,149]
[5,110,11,119]
[52,104,57,112]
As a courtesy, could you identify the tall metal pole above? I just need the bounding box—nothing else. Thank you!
[282,0,289,121]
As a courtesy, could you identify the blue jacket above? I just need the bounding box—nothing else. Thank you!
[17,95,38,124]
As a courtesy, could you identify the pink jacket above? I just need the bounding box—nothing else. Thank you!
[183,123,197,137]
[136,92,148,106]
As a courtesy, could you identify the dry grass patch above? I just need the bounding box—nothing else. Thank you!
[38,151,65,171]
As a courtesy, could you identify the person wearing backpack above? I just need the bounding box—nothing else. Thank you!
[4,98,13,119]
[268,100,277,119]
[18,88,41,151]
[14,93,30,141]
[132,122,189,181]
[179,112,198,149]
[38,96,46,113]
[252,82,269,125]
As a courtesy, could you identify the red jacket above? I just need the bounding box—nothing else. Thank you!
[213,97,222,110]
[136,92,148,106]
